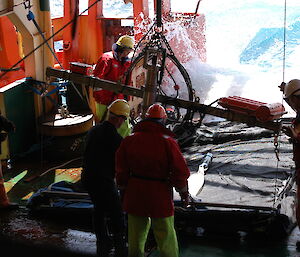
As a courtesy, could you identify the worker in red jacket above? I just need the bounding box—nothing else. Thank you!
[281,79,300,251]
[93,35,134,137]
[116,103,190,257]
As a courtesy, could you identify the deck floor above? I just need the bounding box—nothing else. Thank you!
[0,122,298,256]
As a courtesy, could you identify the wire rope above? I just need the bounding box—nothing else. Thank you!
[273,0,288,209]
[282,0,287,83]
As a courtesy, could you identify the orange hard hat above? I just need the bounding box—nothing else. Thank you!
[145,103,167,119]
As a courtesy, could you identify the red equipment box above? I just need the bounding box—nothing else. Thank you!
[218,96,286,122]
[70,62,93,76]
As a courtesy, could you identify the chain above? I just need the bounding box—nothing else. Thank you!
[160,33,176,56]
[274,134,280,161]
[192,89,200,103]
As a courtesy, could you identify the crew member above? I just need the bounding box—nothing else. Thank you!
[81,99,130,257]
[0,113,16,209]
[93,35,134,138]
[116,103,190,257]
[281,79,300,251]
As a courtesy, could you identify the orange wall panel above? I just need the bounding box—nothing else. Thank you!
[0,17,25,88]
[52,17,64,41]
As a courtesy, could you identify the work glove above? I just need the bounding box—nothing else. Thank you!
[0,132,7,142]
[116,183,126,203]
[176,185,190,208]
[278,82,286,92]
[179,191,190,208]
[282,125,297,139]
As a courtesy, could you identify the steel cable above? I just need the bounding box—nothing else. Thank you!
[272,0,288,209]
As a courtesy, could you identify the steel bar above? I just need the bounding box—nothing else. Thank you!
[46,67,282,133]
[178,201,278,212]
[156,96,282,132]
[156,0,162,27]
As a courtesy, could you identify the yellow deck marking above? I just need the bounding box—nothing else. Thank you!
[54,167,82,183]
[4,170,28,192]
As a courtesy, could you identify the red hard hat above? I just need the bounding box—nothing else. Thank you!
[145,103,167,119]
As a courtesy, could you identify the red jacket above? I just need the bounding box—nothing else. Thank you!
[116,120,190,218]
[93,51,131,105]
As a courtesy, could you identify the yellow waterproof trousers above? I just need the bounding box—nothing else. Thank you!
[95,102,131,138]
[128,214,179,257]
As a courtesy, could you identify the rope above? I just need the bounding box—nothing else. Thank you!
[194,0,202,19]
[0,0,102,81]
[0,67,20,72]
[27,10,63,69]
[38,157,82,179]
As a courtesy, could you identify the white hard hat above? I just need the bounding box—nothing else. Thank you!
[284,79,300,98]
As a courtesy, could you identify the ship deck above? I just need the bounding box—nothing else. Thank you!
[0,121,299,256]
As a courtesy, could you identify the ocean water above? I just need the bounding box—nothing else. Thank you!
[171,0,300,117]
[50,0,300,116]
[197,0,300,118]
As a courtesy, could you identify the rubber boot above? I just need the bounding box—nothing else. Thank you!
[96,238,114,257]
[113,233,128,257]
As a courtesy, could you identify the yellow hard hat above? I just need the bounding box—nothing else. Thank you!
[108,99,130,117]
[116,35,134,50]
[284,79,300,98]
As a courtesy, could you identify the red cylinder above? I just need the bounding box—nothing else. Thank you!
[255,103,286,122]
[218,96,286,122]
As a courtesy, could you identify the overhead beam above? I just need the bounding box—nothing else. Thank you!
[46,67,144,97]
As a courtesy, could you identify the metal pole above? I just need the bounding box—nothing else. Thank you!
[142,51,158,118]
[156,0,162,27]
